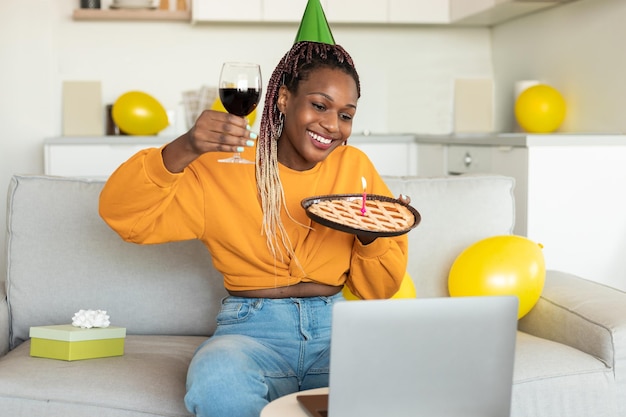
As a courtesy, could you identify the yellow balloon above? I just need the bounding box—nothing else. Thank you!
[112,91,168,136]
[448,235,545,319]
[210,97,257,126]
[515,84,566,133]
[343,272,416,300]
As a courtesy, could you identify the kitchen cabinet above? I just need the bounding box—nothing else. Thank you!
[450,0,571,26]
[261,0,392,24]
[192,0,387,23]
[193,0,441,24]
[192,0,262,22]
[444,144,529,236]
[388,0,449,24]
[325,0,388,24]
[415,133,626,291]
[263,0,310,22]
[44,137,170,178]
[350,135,420,176]
[192,0,577,25]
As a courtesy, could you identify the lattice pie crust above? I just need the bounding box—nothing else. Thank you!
[308,198,415,232]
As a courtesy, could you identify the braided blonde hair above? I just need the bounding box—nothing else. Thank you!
[255,41,361,264]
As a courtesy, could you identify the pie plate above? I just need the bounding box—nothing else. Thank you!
[301,194,421,238]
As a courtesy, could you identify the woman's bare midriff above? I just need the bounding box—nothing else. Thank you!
[228,282,343,299]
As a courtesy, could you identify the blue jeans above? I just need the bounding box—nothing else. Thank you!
[185,293,344,417]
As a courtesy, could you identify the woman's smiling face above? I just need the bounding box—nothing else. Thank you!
[276,67,359,171]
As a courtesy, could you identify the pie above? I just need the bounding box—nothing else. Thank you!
[306,198,415,233]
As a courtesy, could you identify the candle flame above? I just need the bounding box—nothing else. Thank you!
[361,176,367,192]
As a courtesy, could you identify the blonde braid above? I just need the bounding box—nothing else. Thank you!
[256,52,288,263]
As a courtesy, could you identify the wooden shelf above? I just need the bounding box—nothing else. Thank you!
[72,8,191,21]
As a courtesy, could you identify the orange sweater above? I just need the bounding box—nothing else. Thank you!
[99,145,408,299]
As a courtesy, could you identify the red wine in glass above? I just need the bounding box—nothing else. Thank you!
[218,62,262,164]
[219,88,261,117]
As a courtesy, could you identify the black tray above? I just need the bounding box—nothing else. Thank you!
[301,194,421,238]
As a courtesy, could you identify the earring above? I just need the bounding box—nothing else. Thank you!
[275,112,284,139]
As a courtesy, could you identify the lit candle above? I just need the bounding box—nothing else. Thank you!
[361,176,367,216]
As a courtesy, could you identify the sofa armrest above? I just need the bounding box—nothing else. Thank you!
[519,270,626,380]
[0,282,8,357]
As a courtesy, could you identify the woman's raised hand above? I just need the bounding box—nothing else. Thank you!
[162,109,257,173]
[187,110,256,155]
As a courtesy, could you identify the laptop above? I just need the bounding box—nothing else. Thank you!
[298,296,518,417]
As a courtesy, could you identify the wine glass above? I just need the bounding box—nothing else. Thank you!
[218,62,262,164]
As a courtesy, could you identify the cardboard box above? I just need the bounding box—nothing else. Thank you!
[29,325,126,361]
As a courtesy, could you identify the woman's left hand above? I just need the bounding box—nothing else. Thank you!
[357,235,376,245]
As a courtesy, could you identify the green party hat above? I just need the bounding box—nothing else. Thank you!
[294,0,335,45]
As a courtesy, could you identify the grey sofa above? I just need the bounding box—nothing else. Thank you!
[0,174,625,417]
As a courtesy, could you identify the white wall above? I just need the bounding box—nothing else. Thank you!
[492,0,626,133]
[0,1,493,280]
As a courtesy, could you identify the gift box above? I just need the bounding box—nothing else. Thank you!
[29,324,126,361]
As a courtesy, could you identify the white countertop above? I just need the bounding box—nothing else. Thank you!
[44,136,172,145]
[412,133,626,146]
[351,132,626,146]
[43,134,418,146]
[45,133,626,147]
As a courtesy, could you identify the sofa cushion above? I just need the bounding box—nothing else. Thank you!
[0,335,204,417]
[6,175,228,349]
[512,331,618,416]
[383,175,515,297]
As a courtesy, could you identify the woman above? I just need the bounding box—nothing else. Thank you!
[100,40,408,417]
